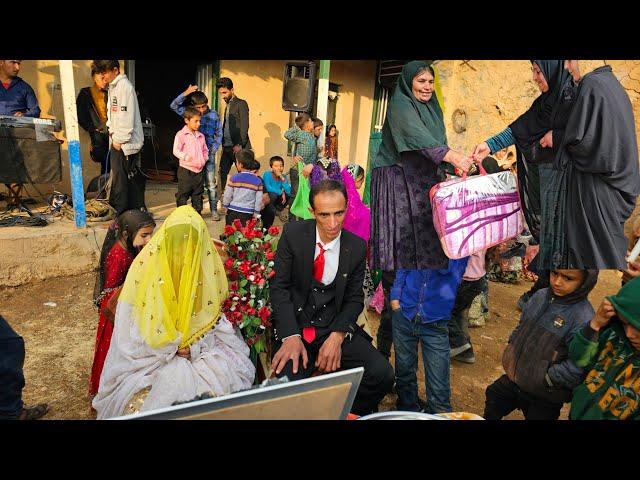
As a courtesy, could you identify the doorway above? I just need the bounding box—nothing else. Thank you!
[129,60,212,178]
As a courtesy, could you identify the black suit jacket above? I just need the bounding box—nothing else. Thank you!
[270,220,367,341]
[223,95,251,150]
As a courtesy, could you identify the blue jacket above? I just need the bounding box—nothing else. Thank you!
[0,77,40,117]
[502,270,599,404]
[391,259,469,323]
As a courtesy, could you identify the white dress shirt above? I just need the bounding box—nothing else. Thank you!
[315,228,341,285]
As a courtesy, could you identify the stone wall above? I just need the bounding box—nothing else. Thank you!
[436,60,640,240]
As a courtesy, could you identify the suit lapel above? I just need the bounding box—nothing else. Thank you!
[335,233,350,310]
[301,221,316,295]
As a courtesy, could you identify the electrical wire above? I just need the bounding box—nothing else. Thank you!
[0,210,48,227]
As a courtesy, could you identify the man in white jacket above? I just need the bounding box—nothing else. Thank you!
[93,60,146,214]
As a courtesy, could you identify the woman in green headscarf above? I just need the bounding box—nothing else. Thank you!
[370,61,473,271]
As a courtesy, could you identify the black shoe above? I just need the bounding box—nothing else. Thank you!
[452,348,476,364]
[450,343,471,358]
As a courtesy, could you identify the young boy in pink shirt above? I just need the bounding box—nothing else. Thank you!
[173,106,209,215]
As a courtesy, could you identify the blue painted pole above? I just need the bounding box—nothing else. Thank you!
[58,60,86,228]
[67,140,86,227]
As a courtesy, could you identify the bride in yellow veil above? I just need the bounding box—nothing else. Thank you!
[93,206,255,419]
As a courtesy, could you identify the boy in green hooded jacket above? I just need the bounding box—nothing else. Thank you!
[569,277,640,420]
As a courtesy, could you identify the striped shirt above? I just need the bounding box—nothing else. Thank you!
[223,171,264,214]
[486,127,515,154]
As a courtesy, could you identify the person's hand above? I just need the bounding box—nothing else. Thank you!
[472,142,491,162]
[293,155,304,163]
[212,238,227,260]
[183,84,198,96]
[540,130,553,148]
[390,300,401,311]
[444,150,473,173]
[316,332,345,373]
[301,163,314,178]
[524,244,539,264]
[13,111,23,117]
[281,192,286,203]
[625,249,640,278]
[113,142,122,151]
[177,346,191,361]
[590,299,617,332]
[272,335,308,375]
[232,145,242,153]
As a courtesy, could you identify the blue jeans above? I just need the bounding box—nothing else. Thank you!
[204,152,218,211]
[392,309,451,413]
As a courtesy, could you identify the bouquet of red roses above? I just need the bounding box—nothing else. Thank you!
[220,218,280,362]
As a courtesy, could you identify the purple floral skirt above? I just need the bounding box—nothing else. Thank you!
[370,156,448,271]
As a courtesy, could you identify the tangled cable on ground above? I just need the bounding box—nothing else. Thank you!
[0,212,49,227]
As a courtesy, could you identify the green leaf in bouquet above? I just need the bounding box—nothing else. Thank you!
[240,279,248,288]
[254,336,265,354]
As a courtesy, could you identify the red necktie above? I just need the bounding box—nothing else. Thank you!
[303,243,325,344]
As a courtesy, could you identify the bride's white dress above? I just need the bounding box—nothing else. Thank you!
[93,302,255,419]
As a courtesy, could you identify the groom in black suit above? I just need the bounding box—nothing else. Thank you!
[270,179,394,415]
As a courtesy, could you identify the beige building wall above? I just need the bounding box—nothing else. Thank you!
[218,60,376,174]
[218,60,291,173]
[18,60,104,195]
[17,59,376,198]
[327,60,377,168]
[435,60,640,153]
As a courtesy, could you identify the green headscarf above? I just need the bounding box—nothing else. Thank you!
[607,277,640,329]
[373,60,447,169]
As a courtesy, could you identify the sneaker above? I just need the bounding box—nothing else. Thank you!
[450,343,472,358]
[211,209,221,221]
[452,348,476,364]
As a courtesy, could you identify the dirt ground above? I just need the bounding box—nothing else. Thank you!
[0,268,623,420]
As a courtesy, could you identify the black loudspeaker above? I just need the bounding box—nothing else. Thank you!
[282,61,317,112]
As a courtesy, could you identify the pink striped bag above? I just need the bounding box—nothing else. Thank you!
[430,167,524,259]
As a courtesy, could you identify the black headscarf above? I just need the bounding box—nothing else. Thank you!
[552,269,599,305]
[510,60,574,145]
[558,66,640,269]
[93,209,156,304]
[508,60,574,241]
